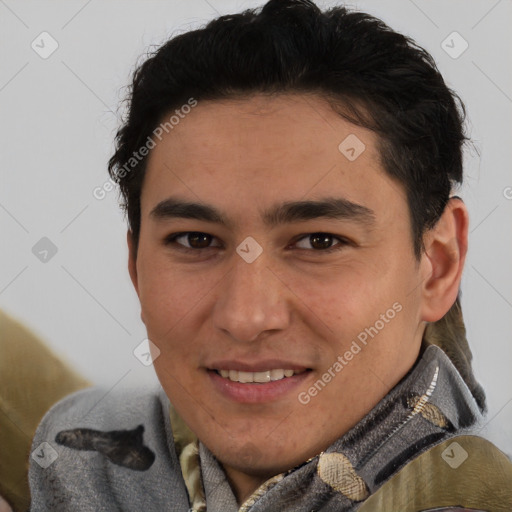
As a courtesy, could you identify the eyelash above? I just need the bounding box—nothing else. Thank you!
[164,232,351,254]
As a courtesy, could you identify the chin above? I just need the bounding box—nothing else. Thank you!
[211,433,317,477]
[216,446,291,478]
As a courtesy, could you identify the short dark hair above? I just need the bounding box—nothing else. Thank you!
[109,0,467,256]
[108,0,485,410]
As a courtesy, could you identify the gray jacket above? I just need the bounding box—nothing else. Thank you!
[28,346,484,511]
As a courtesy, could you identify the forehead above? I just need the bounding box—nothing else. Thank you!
[149,94,379,166]
[141,93,404,221]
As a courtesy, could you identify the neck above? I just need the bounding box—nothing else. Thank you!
[222,464,273,505]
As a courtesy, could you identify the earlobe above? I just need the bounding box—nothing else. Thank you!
[420,198,469,322]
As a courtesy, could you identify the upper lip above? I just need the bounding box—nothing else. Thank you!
[207,360,310,372]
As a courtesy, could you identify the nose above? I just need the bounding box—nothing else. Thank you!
[212,254,291,343]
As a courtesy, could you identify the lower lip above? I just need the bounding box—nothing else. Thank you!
[208,369,311,404]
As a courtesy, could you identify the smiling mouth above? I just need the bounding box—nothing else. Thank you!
[213,368,309,383]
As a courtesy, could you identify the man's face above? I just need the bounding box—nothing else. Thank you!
[131,94,429,479]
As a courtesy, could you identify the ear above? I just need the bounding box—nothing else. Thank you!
[127,230,139,297]
[420,197,468,322]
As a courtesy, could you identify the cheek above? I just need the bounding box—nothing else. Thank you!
[297,262,419,357]
[136,254,205,331]
[136,255,223,371]
[292,264,388,331]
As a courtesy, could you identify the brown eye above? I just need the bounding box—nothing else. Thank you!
[187,232,212,248]
[295,233,336,250]
[309,233,334,249]
[293,233,349,253]
[167,232,220,249]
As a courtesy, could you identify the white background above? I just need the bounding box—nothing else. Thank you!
[1,0,511,455]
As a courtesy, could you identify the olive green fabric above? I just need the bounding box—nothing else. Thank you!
[359,435,512,512]
[0,311,90,512]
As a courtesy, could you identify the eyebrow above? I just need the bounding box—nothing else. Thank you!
[150,197,375,228]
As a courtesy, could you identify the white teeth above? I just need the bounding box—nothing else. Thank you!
[270,369,285,381]
[254,371,271,383]
[217,369,299,383]
[238,371,253,383]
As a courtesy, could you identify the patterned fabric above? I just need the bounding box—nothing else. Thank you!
[171,345,487,511]
[28,345,509,511]
[316,452,369,501]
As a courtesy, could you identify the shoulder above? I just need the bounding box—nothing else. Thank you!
[360,435,512,512]
[28,386,190,511]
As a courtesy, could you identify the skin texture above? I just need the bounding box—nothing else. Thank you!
[0,496,12,512]
[128,94,468,504]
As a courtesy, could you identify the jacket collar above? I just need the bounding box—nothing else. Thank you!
[170,345,483,512]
